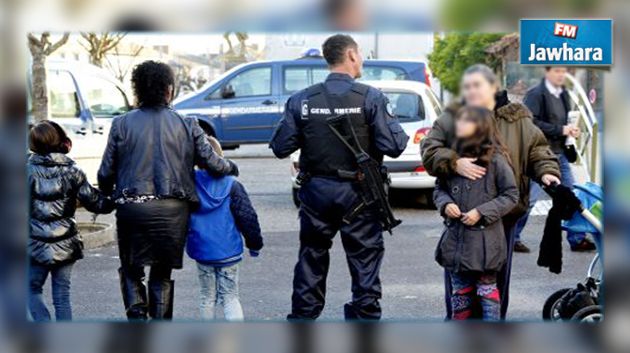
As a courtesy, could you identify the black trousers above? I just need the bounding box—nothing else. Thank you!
[443,216,518,320]
[121,264,172,282]
[288,178,384,320]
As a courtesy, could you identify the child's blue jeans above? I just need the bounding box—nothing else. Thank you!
[196,262,243,321]
[29,262,74,321]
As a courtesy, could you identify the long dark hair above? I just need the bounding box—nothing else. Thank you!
[453,106,511,168]
[29,120,72,155]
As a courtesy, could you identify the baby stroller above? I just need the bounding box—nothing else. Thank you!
[541,182,603,322]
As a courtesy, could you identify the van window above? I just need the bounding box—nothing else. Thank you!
[48,70,80,118]
[83,75,129,117]
[383,91,425,123]
[284,68,309,94]
[283,66,329,94]
[312,68,329,84]
[225,67,272,97]
[362,67,406,81]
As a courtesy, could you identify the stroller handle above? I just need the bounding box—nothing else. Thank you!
[581,208,603,234]
[544,182,602,233]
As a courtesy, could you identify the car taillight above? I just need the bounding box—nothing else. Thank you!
[424,65,432,88]
[414,165,426,172]
[413,127,431,144]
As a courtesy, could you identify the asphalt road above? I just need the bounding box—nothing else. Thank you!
[63,146,596,322]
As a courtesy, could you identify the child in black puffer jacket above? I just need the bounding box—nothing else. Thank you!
[28,121,114,321]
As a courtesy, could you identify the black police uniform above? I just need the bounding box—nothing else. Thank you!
[270,73,409,320]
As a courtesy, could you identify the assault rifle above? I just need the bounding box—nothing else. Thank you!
[326,114,402,234]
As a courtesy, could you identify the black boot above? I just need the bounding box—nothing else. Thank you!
[118,268,148,321]
[148,280,174,320]
[343,301,382,321]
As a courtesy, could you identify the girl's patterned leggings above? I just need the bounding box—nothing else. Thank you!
[450,271,500,320]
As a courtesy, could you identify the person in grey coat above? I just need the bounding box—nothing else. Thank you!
[434,106,519,321]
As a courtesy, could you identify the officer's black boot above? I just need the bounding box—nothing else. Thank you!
[148,280,174,320]
[118,268,148,321]
[344,301,382,321]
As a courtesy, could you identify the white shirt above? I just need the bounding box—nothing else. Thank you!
[545,79,563,98]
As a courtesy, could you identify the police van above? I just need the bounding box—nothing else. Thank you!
[28,60,132,183]
[173,58,431,148]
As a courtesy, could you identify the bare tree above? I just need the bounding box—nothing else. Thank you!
[223,32,234,54]
[27,32,70,122]
[79,32,127,67]
[103,43,144,82]
[235,32,249,56]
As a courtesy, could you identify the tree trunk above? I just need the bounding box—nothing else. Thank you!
[27,32,69,122]
[31,54,48,122]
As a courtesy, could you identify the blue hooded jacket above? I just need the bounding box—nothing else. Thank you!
[186,171,263,266]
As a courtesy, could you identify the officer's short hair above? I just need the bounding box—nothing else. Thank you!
[322,34,358,66]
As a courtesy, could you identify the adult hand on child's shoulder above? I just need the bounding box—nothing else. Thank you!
[227,159,240,176]
[456,158,486,180]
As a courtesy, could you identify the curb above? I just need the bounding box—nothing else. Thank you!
[79,222,116,250]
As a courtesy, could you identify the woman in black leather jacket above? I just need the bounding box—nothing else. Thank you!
[97,61,239,320]
[28,121,114,321]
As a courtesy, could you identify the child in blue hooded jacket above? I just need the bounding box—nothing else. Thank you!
[186,137,263,321]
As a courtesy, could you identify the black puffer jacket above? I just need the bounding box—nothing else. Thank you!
[97,106,238,203]
[29,153,114,265]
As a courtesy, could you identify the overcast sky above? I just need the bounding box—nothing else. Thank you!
[124,33,268,55]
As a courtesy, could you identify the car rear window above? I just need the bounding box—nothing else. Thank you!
[383,91,425,123]
[361,67,406,81]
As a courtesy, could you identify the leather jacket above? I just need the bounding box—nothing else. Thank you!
[97,106,238,203]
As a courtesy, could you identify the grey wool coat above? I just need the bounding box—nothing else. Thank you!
[434,153,519,273]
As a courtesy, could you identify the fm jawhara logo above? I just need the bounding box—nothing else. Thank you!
[520,19,613,66]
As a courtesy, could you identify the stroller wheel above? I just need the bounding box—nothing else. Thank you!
[572,305,603,322]
[543,288,572,321]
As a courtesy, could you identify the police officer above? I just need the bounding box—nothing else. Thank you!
[270,34,409,320]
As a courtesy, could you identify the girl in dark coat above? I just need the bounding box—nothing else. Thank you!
[434,107,519,320]
[28,121,113,321]
[422,64,560,319]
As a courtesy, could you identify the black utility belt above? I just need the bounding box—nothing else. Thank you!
[306,169,360,181]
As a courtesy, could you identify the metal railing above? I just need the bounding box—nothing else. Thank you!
[564,73,600,183]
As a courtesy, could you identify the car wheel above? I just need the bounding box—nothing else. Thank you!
[221,144,240,150]
[199,122,215,137]
[422,189,436,209]
[572,305,603,322]
[543,288,572,321]
[292,188,301,208]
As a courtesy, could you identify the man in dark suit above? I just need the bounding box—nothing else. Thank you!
[514,67,595,253]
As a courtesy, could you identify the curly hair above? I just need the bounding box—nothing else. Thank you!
[130,60,175,107]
